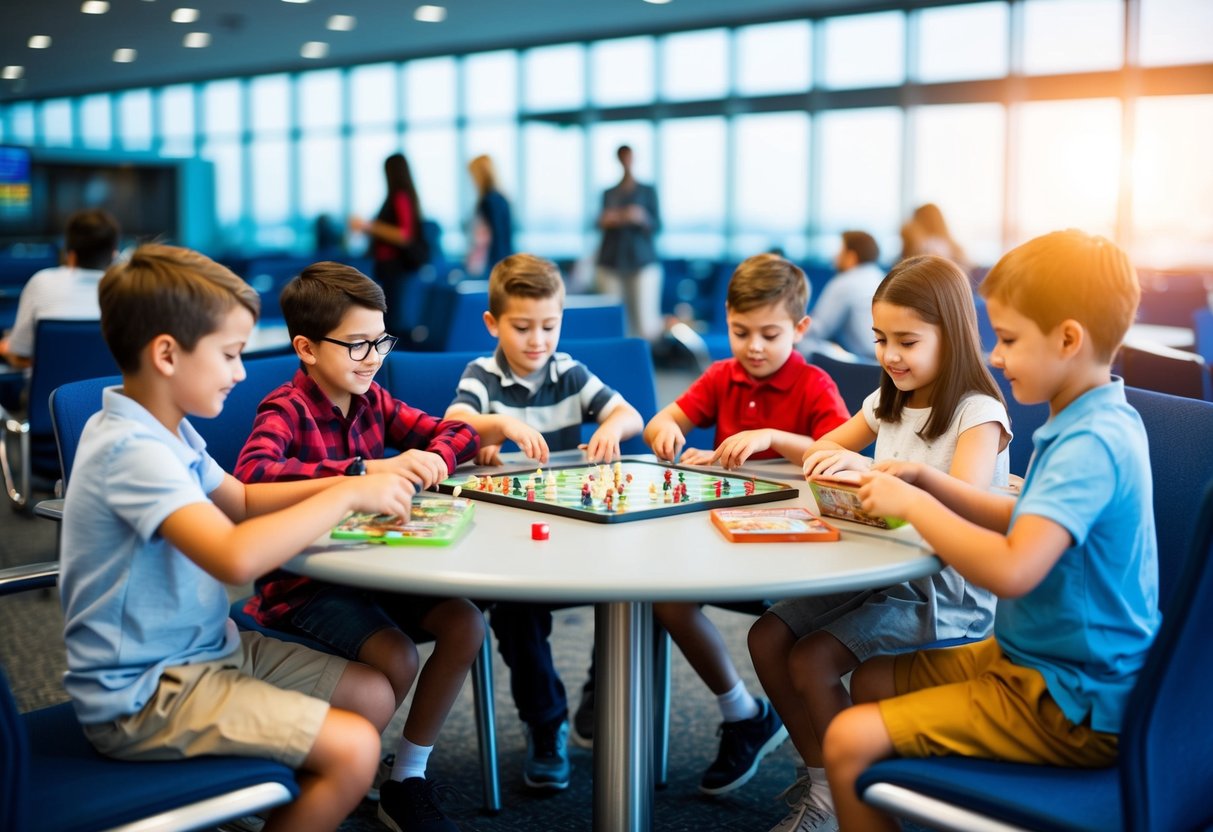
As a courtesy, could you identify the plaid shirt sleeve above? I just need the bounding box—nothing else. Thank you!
[378,386,480,474]
[234,391,353,483]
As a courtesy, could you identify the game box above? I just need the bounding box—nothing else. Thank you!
[710,507,839,543]
[330,496,475,546]
[807,472,908,530]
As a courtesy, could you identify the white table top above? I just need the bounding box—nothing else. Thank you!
[1125,322,1194,350]
[286,454,940,604]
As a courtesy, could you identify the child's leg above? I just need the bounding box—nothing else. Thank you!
[822,703,899,832]
[489,601,567,726]
[356,627,420,709]
[749,611,820,763]
[787,630,861,767]
[404,598,485,746]
[653,601,747,701]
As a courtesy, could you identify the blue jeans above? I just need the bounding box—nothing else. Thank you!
[490,602,596,727]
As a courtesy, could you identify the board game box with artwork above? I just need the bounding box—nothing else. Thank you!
[331,496,475,545]
[807,472,908,530]
[434,458,797,524]
[710,507,839,543]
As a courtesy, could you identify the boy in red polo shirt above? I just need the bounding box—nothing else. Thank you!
[643,253,849,796]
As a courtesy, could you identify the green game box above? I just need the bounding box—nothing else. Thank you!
[331,496,475,546]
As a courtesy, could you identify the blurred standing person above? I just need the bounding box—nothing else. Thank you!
[465,154,514,278]
[595,145,662,344]
[803,230,884,360]
[349,153,429,333]
[898,203,969,275]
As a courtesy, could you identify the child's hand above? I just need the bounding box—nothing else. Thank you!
[583,426,622,463]
[648,424,686,462]
[857,471,917,521]
[803,448,873,480]
[387,450,449,489]
[476,444,503,466]
[677,447,714,466]
[870,459,924,484]
[503,418,550,464]
[344,472,415,518]
[711,429,771,469]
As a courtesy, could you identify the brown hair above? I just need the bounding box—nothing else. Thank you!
[726,253,809,323]
[99,244,260,373]
[487,253,564,317]
[841,230,879,265]
[872,254,1003,440]
[65,208,120,270]
[979,229,1139,363]
[279,261,386,342]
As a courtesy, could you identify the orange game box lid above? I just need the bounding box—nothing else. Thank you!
[710,506,840,543]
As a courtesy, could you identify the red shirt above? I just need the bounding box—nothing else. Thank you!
[676,352,849,459]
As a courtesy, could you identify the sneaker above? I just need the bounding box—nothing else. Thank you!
[571,681,594,749]
[218,816,265,832]
[377,777,460,832]
[367,753,395,802]
[768,770,839,832]
[524,718,571,790]
[699,698,789,795]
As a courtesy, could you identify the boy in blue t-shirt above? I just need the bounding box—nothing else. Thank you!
[60,244,417,832]
[824,230,1160,831]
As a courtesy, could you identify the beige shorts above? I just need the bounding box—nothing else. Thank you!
[84,631,348,768]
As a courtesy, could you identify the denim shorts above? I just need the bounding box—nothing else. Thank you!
[288,585,444,660]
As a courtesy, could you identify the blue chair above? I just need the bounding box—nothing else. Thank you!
[809,350,884,417]
[855,388,1213,832]
[1120,342,1212,401]
[991,369,1050,479]
[1193,306,1213,365]
[191,354,299,471]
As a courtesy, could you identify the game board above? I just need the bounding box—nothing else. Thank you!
[331,496,475,545]
[434,458,797,524]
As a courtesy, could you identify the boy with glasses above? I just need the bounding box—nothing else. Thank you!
[235,261,483,832]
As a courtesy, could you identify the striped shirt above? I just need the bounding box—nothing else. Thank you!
[447,349,623,452]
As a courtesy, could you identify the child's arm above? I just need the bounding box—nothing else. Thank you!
[376,395,480,488]
[801,412,879,478]
[945,421,1007,487]
[165,473,415,586]
[643,402,697,462]
[584,401,644,463]
[235,402,352,483]
[870,461,1015,531]
[442,405,550,465]
[710,429,815,469]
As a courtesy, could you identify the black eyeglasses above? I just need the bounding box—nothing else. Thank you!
[320,333,398,361]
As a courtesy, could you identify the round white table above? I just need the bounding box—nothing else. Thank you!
[286,455,940,832]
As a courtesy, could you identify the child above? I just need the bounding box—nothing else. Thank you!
[801,230,885,360]
[59,244,415,832]
[443,252,644,789]
[234,262,484,832]
[824,230,1159,831]
[642,253,850,795]
[749,254,1010,832]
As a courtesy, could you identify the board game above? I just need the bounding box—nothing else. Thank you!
[807,473,908,530]
[330,496,475,545]
[434,458,797,524]
[710,507,840,543]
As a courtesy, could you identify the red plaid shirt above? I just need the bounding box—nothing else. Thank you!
[234,368,479,626]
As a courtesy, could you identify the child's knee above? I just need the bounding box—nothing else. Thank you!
[789,631,853,691]
[429,599,487,659]
[748,612,789,668]
[652,600,694,626]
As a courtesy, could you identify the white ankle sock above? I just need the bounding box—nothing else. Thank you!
[716,680,760,722]
[391,737,433,781]
[806,765,834,813]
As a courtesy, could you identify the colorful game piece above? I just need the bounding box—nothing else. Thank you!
[604,493,614,511]
[744,480,755,496]
[452,485,462,499]
[715,480,722,498]
[649,482,658,501]
[531,522,549,540]
[722,479,731,493]
[526,487,536,502]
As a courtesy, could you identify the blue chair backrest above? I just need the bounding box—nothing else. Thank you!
[972,294,998,353]
[991,368,1050,479]
[1193,306,1213,365]
[808,351,883,418]
[385,350,483,419]
[28,320,119,437]
[439,289,626,353]
[191,355,300,472]
[1121,343,1212,401]
[0,665,29,830]
[50,375,120,489]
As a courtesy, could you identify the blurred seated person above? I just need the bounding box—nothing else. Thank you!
[0,208,120,370]
[898,203,969,275]
[802,231,884,360]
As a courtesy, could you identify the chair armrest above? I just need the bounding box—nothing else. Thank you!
[34,498,63,521]
[0,561,59,596]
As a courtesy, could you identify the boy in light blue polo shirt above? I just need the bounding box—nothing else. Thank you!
[821,230,1159,832]
[60,244,418,832]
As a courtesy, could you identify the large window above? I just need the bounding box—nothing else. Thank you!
[658,117,726,257]
[817,108,903,242]
[915,3,1009,83]
[521,123,585,256]
[1022,0,1123,75]
[590,37,656,108]
[661,29,728,103]
[733,112,810,260]
[821,12,905,89]
[735,21,811,96]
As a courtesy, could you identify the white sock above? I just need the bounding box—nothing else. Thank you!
[806,765,835,813]
[716,680,760,723]
[391,737,433,781]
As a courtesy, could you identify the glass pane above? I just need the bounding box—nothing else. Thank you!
[464,50,517,119]
[1023,0,1123,75]
[523,44,585,112]
[822,12,905,89]
[1014,98,1120,242]
[403,57,456,124]
[1132,95,1213,265]
[912,104,1005,266]
[250,74,290,134]
[1140,0,1213,67]
[299,134,343,221]
[590,37,656,108]
[350,63,397,127]
[298,69,343,131]
[661,29,728,102]
[590,121,655,195]
[915,3,1009,82]
[350,130,401,221]
[251,137,290,224]
[40,99,73,147]
[521,123,585,255]
[818,108,902,235]
[8,103,36,145]
[658,117,726,257]
[118,89,153,150]
[734,112,809,242]
[160,84,194,141]
[201,139,243,225]
[404,126,459,239]
[79,94,112,149]
[736,21,811,96]
[203,79,242,138]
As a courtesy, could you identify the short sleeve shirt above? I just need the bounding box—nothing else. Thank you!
[6,265,105,358]
[60,387,237,724]
[997,379,1159,733]
[676,352,849,459]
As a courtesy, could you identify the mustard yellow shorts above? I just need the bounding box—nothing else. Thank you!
[84,631,348,768]
[878,637,1117,767]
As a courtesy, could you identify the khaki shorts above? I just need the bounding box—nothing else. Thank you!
[879,638,1118,767]
[84,631,348,768]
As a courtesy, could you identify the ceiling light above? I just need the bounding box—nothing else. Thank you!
[300,41,328,59]
[327,14,356,31]
[81,1,110,13]
[171,7,199,23]
[183,31,210,47]
[643,0,673,4]
[414,5,446,23]
[2,66,25,80]
[28,35,52,49]
[113,48,137,63]
[282,0,310,4]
